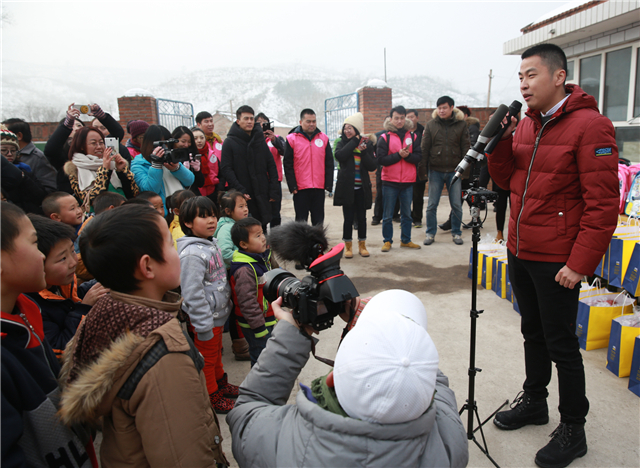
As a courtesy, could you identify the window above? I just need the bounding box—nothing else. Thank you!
[604,47,632,122]
[616,127,640,163]
[635,48,640,118]
[580,55,601,105]
[567,61,575,81]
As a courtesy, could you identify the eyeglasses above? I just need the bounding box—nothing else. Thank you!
[0,147,17,156]
[87,140,105,147]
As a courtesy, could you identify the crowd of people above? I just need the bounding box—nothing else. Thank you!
[1,42,619,468]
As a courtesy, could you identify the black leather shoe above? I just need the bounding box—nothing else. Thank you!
[535,423,587,468]
[494,391,549,430]
[371,218,380,226]
[438,219,451,231]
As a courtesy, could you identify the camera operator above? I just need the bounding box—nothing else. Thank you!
[226,290,468,468]
[256,112,285,229]
[487,44,618,468]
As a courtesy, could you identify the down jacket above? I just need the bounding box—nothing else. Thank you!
[58,291,228,467]
[220,122,279,225]
[488,84,618,275]
[420,108,470,176]
[333,134,377,207]
[376,118,422,185]
[227,320,469,468]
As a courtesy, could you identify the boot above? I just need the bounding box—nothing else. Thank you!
[535,422,587,468]
[344,241,353,258]
[216,373,239,399]
[495,230,504,242]
[358,240,369,257]
[232,338,251,361]
[494,391,549,430]
[209,389,235,414]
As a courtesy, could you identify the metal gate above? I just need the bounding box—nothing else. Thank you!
[324,92,359,139]
[157,98,195,130]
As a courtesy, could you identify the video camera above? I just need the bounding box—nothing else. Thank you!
[263,223,359,331]
[152,139,193,165]
[261,121,274,133]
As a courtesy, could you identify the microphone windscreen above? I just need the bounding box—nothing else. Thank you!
[509,100,523,116]
[480,104,509,139]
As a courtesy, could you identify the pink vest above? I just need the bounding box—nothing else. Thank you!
[286,132,329,190]
[266,138,283,182]
[380,132,417,183]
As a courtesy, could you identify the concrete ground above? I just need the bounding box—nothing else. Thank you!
[219,192,640,468]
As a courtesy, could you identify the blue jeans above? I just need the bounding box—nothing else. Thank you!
[244,325,273,367]
[382,185,412,243]
[426,170,462,236]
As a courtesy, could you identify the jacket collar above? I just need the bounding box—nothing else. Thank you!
[110,290,183,316]
[38,277,80,302]
[525,83,598,126]
[292,126,322,141]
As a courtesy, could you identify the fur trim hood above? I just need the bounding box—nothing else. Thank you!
[63,160,78,178]
[465,116,480,126]
[431,108,465,122]
[383,117,414,133]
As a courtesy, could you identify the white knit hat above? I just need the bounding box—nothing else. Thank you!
[343,112,364,135]
[333,291,439,424]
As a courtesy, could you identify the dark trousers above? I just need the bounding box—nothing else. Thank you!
[495,186,510,232]
[244,325,273,367]
[293,188,325,225]
[269,183,282,229]
[412,179,427,223]
[373,168,383,221]
[342,189,367,241]
[507,250,588,424]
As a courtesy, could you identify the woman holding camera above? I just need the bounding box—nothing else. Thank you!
[333,112,377,258]
[192,127,222,202]
[130,125,195,215]
[63,126,139,208]
[172,126,205,197]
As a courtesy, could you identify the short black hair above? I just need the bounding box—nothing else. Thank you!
[27,214,76,258]
[167,189,195,213]
[218,190,244,218]
[42,192,76,217]
[389,106,407,118]
[3,118,32,143]
[1,202,26,252]
[436,96,454,108]
[236,105,254,120]
[300,109,315,120]
[122,197,153,208]
[231,217,262,248]
[406,109,419,117]
[179,196,219,237]
[80,204,166,293]
[521,44,567,79]
[255,112,269,121]
[195,111,212,124]
[93,191,126,215]
[136,191,162,201]
[458,105,471,117]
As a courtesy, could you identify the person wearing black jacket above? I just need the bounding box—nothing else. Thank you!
[333,112,377,258]
[1,155,47,215]
[220,106,279,226]
[407,109,426,227]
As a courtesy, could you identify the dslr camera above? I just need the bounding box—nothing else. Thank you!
[263,223,359,331]
[261,121,274,133]
[152,139,192,165]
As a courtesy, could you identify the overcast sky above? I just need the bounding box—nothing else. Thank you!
[2,1,567,102]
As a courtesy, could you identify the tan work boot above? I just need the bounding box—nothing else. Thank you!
[232,338,251,361]
[400,241,422,249]
[381,241,392,252]
[358,240,370,257]
[344,241,353,258]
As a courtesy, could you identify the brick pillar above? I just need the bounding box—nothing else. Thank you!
[117,95,159,132]
[358,86,392,135]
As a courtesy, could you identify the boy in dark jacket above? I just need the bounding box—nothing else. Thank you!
[1,202,98,467]
[25,214,108,360]
[229,217,277,366]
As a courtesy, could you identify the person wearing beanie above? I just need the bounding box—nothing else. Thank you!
[333,112,377,258]
[227,289,469,468]
[126,120,150,158]
[1,125,29,172]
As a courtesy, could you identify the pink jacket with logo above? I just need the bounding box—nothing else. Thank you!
[377,118,420,184]
[284,128,333,192]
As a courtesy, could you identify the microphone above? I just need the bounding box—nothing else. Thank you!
[484,100,523,155]
[451,104,509,185]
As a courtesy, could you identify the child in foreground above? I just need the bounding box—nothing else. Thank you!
[214,189,249,267]
[26,214,108,360]
[230,217,277,366]
[177,196,239,414]
[1,202,98,467]
[58,203,228,467]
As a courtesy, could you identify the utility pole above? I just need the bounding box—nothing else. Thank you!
[486,69,493,107]
[229,100,233,116]
[384,48,387,83]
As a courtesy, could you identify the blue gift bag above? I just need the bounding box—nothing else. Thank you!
[629,336,640,397]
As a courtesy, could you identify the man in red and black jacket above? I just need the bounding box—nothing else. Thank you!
[488,44,618,468]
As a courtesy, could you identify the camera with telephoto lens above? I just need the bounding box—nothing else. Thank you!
[152,139,192,164]
[263,222,359,331]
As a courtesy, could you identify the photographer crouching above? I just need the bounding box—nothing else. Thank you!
[225,223,468,467]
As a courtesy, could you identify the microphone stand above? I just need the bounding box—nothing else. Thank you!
[458,176,509,468]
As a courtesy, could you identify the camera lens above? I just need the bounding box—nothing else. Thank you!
[263,268,299,307]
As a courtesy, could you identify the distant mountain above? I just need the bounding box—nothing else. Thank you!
[2,61,485,129]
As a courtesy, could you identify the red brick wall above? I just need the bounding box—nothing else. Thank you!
[30,122,61,142]
[358,87,392,135]
[117,96,159,142]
